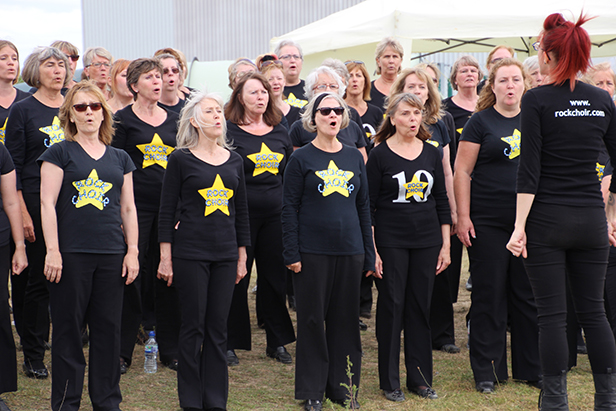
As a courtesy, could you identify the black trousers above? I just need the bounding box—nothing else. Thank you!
[120,208,180,365]
[605,246,616,338]
[21,191,50,369]
[228,214,296,350]
[174,258,236,410]
[9,240,27,344]
[294,253,363,401]
[467,220,540,383]
[375,245,440,390]
[48,253,124,411]
[0,245,17,394]
[524,203,616,376]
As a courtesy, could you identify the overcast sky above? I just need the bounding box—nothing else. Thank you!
[0,0,83,68]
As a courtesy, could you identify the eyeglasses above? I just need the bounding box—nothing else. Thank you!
[313,84,339,91]
[87,62,110,69]
[163,67,180,75]
[532,41,551,61]
[344,60,365,65]
[279,54,302,61]
[316,107,344,116]
[73,102,103,112]
[260,60,283,70]
[67,55,79,62]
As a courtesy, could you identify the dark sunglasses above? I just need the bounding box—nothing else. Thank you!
[163,67,180,75]
[73,103,103,112]
[316,107,344,116]
[67,55,79,62]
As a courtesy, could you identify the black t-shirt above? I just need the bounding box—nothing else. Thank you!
[0,145,14,247]
[284,80,307,109]
[0,88,31,145]
[227,121,293,218]
[426,119,451,159]
[460,107,520,209]
[443,97,473,149]
[367,140,450,249]
[5,96,65,193]
[158,98,186,114]
[598,145,613,182]
[442,111,457,169]
[360,103,384,142]
[38,140,136,254]
[289,119,367,150]
[158,149,250,261]
[517,81,616,207]
[112,105,178,211]
[282,143,375,271]
[369,80,387,111]
[285,105,301,127]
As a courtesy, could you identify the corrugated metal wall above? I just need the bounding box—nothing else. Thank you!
[82,0,363,61]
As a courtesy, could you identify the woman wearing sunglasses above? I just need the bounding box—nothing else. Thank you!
[282,92,375,411]
[113,58,180,375]
[157,54,186,114]
[5,46,70,381]
[83,47,113,100]
[507,13,616,409]
[39,80,138,411]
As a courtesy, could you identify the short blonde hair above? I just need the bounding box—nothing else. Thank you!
[375,37,404,75]
[301,92,350,133]
[449,55,483,91]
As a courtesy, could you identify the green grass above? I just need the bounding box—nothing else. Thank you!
[3,252,597,410]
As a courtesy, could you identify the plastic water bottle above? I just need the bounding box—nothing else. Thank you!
[144,331,158,373]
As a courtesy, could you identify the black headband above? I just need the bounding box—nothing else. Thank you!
[311,93,332,124]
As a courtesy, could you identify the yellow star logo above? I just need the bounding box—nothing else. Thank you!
[39,116,65,147]
[426,139,440,148]
[597,162,606,182]
[456,127,464,135]
[247,143,284,176]
[71,169,113,210]
[285,92,308,108]
[501,128,521,159]
[0,118,7,145]
[315,160,355,197]
[404,173,429,199]
[198,174,234,217]
[136,133,174,169]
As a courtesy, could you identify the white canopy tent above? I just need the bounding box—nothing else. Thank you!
[270,0,616,74]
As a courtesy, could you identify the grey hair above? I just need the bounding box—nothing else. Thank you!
[523,56,540,74]
[21,46,71,88]
[304,66,346,100]
[274,40,303,59]
[301,92,350,133]
[83,47,113,67]
[321,58,350,84]
[176,91,231,150]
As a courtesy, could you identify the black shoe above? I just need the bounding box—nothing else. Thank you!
[359,310,372,319]
[164,359,179,371]
[266,346,292,364]
[226,349,239,366]
[119,358,128,375]
[409,386,438,399]
[384,388,405,402]
[476,381,495,394]
[0,397,12,411]
[22,362,48,379]
[331,397,360,408]
[440,343,461,354]
[304,399,322,411]
[359,319,368,331]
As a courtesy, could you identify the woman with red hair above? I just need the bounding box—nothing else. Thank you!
[507,13,616,410]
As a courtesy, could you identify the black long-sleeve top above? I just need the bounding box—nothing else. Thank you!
[367,140,451,249]
[282,143,375,271]
[5,96,64,193]
[517,81,616,207]
[158,149,250,261]
[112,105,178,211]
[461,107,521,209]
[227,121,292,218]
